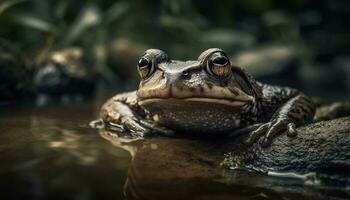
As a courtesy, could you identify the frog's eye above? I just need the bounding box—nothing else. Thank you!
[137,57,154,78]
[206,52,231,77]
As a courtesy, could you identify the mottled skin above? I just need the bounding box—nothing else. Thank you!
[100,48,315,146]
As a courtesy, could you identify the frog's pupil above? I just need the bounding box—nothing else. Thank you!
[212,56,227,65]
[138,58,149,68]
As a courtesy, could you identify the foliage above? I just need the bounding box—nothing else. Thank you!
[0,0,349,99]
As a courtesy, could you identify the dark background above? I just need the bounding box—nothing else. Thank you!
[1,0,349,105]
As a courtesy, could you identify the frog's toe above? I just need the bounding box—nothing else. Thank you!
[260,119,290,147]
[244,123,270,145]
[286,122,297,137]
[105,116,174,137]
[138,119,175,136]
[121,116,152,137]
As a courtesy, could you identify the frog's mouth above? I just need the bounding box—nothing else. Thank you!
[137,82,255,108]
[138,97,252,107]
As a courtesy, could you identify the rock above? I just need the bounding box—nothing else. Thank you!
[33,48,95,103]
[223,117,350,178]
[314,102,350,121]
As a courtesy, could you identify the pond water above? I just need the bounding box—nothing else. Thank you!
[0,102,349,200]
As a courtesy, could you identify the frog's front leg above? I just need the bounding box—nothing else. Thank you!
[100,91,174,137]
[246,92,315,146]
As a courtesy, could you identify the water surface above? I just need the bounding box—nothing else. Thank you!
[0,103,129,200]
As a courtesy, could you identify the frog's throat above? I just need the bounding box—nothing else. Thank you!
[137,97,253,107]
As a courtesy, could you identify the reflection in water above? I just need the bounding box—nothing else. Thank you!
[99,129,350,200]
[0,103,130,200]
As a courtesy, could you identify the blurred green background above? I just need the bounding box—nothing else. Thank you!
[0,0,349,105]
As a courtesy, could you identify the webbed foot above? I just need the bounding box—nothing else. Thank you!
[107,116,174,137]
[244,118,297,147]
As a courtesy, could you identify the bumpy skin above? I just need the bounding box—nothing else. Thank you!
[245,83,315,146]
[100,48,315,146]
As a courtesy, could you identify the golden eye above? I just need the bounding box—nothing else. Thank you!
[137,57,154,78]
[206,52,231,77]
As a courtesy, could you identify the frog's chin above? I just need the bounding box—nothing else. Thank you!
[138,97,249,108]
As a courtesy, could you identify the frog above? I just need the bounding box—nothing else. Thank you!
[98,48,315,146]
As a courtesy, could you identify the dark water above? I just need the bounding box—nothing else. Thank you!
[0,103,349,200]
[0,103,129,200]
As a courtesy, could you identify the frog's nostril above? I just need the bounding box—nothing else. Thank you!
[181,70,192,79]
[182,71,189,76]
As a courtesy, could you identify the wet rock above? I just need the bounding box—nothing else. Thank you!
[223,117,350,177]
[33,48,95,104]
[315,102,350,121]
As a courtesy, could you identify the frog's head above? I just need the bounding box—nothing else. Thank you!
[136,48,257,108]
[136,48,260,133]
